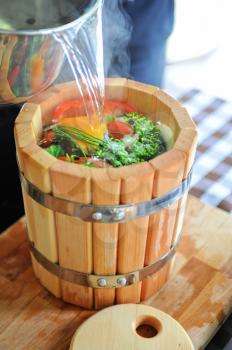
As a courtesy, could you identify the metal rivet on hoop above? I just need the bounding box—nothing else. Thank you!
[113,210,125,221]
[117,277,127,286]
[92,212,103,221]
[97,278,107,287]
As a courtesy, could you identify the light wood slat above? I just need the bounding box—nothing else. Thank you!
[15,103,60,297]
[50,161,93,309]
[172,129,198,246]
[116,163,154,304]
[91,168,121,309]
[14,104,42,171]
[127,79,158,118]
[20,144,57,193]
[14,124,36,172]
[105,78,128,101]
[14,103,42,138]
[20,185,60,297]
[15,110,61,297]
[141,149,186,300]
[155,90,197,136]
[155,92,180,140]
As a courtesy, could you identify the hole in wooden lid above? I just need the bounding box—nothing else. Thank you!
[134,315,162,339]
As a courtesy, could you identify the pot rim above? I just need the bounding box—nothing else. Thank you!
[0,0,101,36]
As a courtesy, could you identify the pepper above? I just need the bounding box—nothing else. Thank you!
[52,99,84,123]
[107,120,133,139]
[40,130,55,148]
[52,99,135,123]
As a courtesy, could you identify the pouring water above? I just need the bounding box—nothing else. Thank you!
[0,0,104,126]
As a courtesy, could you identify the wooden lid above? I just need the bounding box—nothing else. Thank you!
[70,304,194,350]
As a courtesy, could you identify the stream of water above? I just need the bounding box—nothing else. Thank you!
[53,0,104,125]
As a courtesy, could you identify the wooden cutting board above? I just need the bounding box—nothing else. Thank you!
[0,195,231,350]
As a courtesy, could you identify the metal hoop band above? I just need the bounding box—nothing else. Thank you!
[29,238,179,289]
[21,168,192,223]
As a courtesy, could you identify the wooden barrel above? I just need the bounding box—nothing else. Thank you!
[14,78,198,310]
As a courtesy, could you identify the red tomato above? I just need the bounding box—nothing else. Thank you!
[52,99,84,123]
[40,130,55,148]
[107,120,133,139]
[52,99,135,124]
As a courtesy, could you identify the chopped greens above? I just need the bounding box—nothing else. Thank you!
[41,110,168,168]
[94,113,166,167]
[45,144,65,158]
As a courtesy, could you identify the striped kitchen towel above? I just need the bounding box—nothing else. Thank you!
[168,88,232,349]
[174,88,232,214]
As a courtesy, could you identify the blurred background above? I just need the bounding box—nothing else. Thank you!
[164,0,232,101]
[165,3,232,349]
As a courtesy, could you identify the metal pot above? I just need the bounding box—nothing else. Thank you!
[0,0,99,105]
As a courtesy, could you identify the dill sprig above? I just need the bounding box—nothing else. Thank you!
[53,125,103,148]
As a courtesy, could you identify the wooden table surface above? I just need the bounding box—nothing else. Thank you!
[0,195,232,350]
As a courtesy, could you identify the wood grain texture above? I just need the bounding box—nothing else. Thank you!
[173,129,198,246]
[14,120,36,173]
[116,163,154,304]
[155,91,180,141]
[70,304,194,350]
[141,149,186,301]
[127,79,158,118]
[50,161,93,309]
[105,77,128,101]
[20,176,60,298]
[15,108,61,298]
[0,196,232,350]
[14,103,42,139]
[91,168,121,309]
[155,89,197,131]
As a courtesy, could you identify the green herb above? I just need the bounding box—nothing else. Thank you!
[53,125,104,157]
[94,138,138,167]
[94,113,166,167]
[53,125,102,149]
[45,144,65,158]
